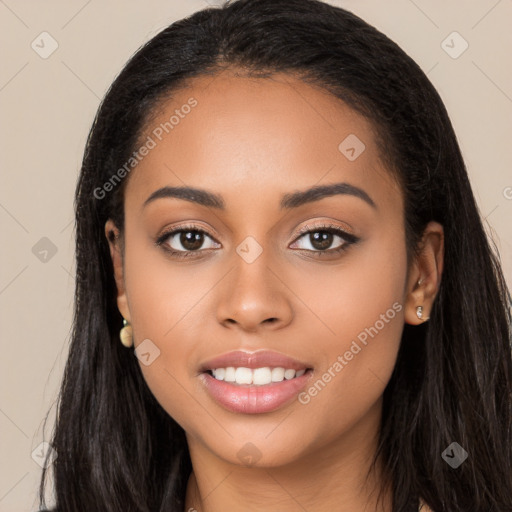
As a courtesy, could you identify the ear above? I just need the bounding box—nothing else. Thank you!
[105,219,131,322]
[404,221,444,325]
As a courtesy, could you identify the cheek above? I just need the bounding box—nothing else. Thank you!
[292,221,407,343]
[294,227,407,437]
[123,223,220,347]
[120,236,208,429]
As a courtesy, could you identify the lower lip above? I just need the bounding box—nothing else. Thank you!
[199,370,312,414]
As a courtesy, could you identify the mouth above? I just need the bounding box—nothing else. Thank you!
[203,366,312,386]
[198,350,314,414]
[200,367,313,414]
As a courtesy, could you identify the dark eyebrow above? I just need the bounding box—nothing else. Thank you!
[143,186,225,209]
[280,182,376,210]
[143,182,376,210]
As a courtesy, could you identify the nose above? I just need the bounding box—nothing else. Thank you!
[216,250,294,333]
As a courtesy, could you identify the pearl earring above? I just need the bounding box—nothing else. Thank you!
[119,318,133,347]
[416,306,430,322]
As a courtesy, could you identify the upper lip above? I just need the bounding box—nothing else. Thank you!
[199,350,313,372]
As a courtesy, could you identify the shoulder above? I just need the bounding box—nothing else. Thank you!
[419,499,433,512]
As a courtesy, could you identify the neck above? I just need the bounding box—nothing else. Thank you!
[183,402,393,512]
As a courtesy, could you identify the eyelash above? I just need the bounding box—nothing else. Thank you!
[155,223,360,260]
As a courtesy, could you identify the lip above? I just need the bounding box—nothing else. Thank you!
[199,349,312,372]
[200,369,313,414]
[198,350,314,414]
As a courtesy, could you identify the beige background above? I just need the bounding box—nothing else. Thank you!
[1,0,511,510]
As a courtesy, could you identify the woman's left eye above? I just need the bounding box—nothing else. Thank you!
[290,225,359,256]
[155,223,359,259]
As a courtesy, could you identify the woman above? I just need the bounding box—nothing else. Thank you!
[38,0,512,510]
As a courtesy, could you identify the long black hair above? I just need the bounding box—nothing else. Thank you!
[38,0,512,510]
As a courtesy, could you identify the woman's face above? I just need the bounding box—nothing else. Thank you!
[106,70,440,468]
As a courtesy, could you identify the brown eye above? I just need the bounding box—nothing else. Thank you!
[156,224,221,257]
[307,231,336,251]
[177,231,206,251]
[291,225,358,255]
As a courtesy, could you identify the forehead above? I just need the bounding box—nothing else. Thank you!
[124,69,400,214]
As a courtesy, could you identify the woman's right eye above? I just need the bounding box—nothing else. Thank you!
[156,225,221,258]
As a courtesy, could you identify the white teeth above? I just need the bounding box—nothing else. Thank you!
[253,367,272,385]
[224,367,236,382]
[271,367,285,382]
[212,368,225,380]
[235,367,252,384]
[284,369,296,380]
[209,366,307,385]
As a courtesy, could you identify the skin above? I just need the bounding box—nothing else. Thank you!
[105,69,443,512]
